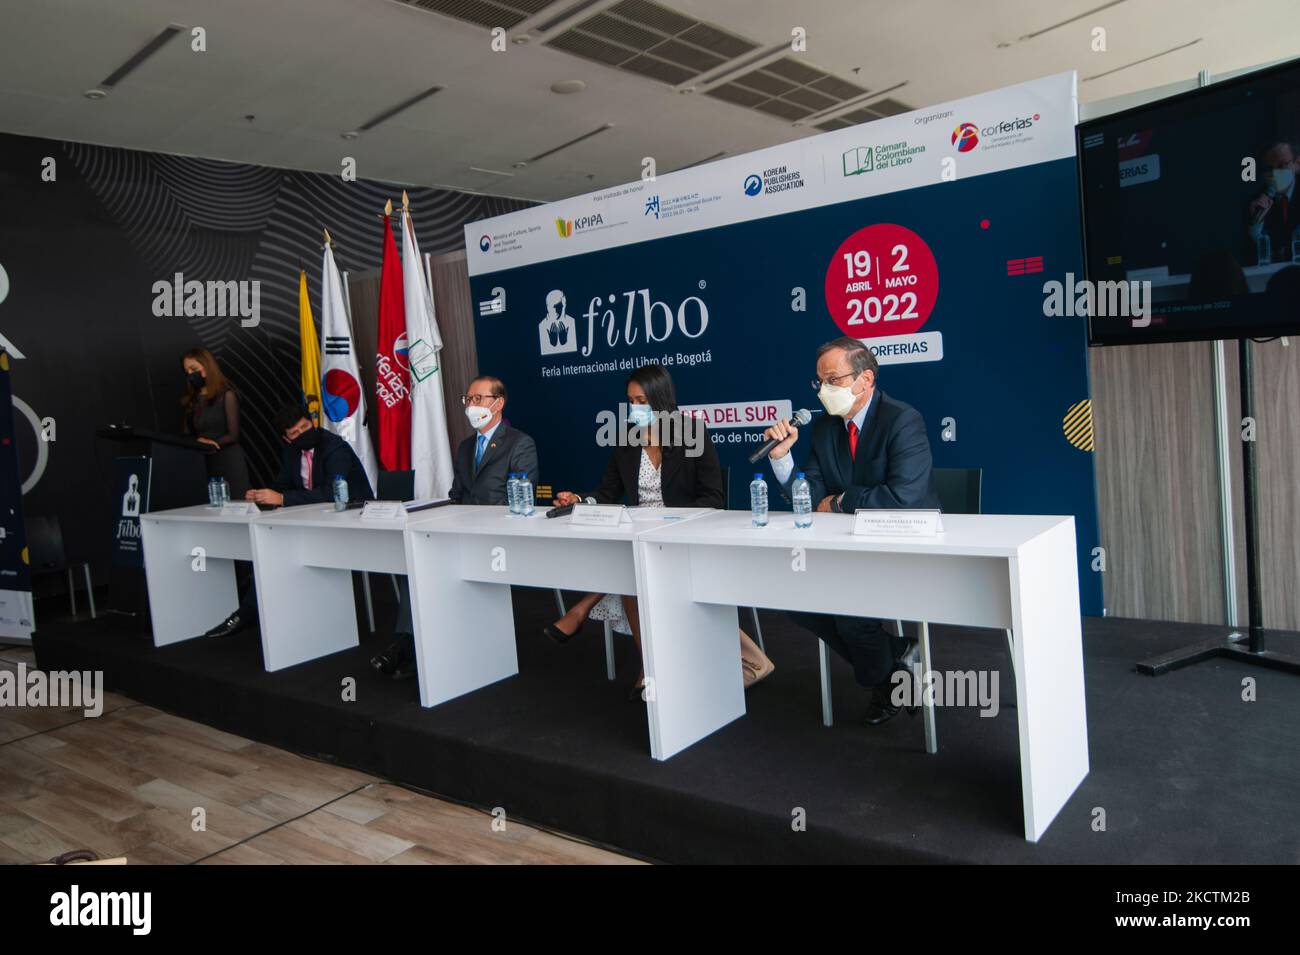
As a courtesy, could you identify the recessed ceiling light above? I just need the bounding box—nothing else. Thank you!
[679,86,696,94]
[512,161,528,168]
[83,88,108,100]
[512,35,530,45]
[551,80,586,95]
[341,130,359,140]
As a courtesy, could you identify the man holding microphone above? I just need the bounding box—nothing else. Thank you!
[762,336,939,724]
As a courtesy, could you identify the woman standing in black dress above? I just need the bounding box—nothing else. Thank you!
[181,347,251,500]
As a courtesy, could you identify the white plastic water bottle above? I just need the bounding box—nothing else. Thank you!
[507,473,520,514]
[1256,233,1272,266]
[750,473,768,527]
[792,472,812,528]
[218,478,230,505]
[207,477,221,507]
[332,474,348,511]
[518,473,535,516]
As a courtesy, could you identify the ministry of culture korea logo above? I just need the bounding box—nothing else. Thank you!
[479,234,491,252]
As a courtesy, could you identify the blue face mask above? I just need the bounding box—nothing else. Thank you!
[627,403,655,427]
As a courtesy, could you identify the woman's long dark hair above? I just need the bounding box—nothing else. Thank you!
[181,346,232,414]
[627,362,678,413]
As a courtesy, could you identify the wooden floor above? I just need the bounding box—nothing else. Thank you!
[0,644,639,865]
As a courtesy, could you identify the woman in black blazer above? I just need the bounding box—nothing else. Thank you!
[548,363,774,699]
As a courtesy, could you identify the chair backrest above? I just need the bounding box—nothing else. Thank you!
[934,467,982,515]
[25,514,66,568]
[377,469,415,501]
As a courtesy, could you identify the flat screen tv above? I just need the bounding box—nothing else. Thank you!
[1077,56,1300,345]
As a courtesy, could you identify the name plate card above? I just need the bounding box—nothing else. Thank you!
[570,504,630,527]
[361,501,405,522]
[852,509,944,538]
[219,502,258,517]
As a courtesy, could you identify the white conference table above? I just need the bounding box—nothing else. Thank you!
[140,504,263,646]
[248,502,476,672]
[634,510,1089,842]
[403,505,711,709]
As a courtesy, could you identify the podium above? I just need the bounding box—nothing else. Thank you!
[96,424,212,616]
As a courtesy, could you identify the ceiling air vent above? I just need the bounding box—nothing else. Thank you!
[544,0,758,85]
[704,55,881,123]
[403,0,567,31]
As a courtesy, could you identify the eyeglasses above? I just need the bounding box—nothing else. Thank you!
[460,393,499,406]
[811,371,858,391]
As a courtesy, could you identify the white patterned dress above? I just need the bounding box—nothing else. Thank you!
[589,449,663,634]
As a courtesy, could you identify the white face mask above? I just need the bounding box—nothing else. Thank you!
[817,379,859,418]
[1270,167,1295,194]
[465,404,493,429]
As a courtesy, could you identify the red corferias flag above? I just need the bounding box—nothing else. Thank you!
[375,204,412,470]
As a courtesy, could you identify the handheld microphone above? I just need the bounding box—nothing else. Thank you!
[748,408,812,464]
[1252,183,1279,225]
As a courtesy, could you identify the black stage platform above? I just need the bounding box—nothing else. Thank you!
[32,589,1300,864]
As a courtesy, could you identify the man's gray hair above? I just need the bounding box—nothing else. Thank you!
[816,336,879,379]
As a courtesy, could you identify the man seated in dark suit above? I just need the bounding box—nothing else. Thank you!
[448,375,539,505]
[762,336,940,724]
[197,402,376,639]
[370,375,538,678]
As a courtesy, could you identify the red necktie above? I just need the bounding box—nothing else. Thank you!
[847,421,859,461]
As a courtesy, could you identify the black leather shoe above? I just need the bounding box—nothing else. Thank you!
[370,640,404,677]
[895,641,921,716]
[543,622,577,645]
[864,679,903,725]
[202,612,251,639]
[627,679,646,702]
[372,635,416,679]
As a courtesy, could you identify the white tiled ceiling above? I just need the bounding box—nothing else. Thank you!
[0,0,1295,202]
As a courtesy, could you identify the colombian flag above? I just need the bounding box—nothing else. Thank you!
[297,269,322,423]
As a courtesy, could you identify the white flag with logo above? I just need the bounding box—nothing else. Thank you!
[401,206,454,499]
[319,242,378,489]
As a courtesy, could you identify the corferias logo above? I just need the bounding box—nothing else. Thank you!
[951,122,980,152]
[479,234,491,252]
[554,213,605,238]
[981,113,1039,137]
[956,113,1042,151]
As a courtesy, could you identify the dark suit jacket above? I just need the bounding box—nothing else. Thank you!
[778,389,939,511]
[588,424,725,508]
[449,421,538,506]
[271,429,375,506]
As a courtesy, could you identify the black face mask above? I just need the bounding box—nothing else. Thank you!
[187,371,205,388]
[287,428,320,452]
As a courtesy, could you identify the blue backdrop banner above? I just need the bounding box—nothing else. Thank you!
[465,72,1102,615]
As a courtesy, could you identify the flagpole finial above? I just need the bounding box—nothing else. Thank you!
[402,190,410,211]
[384,198,393,217]
[323,227,333,248]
